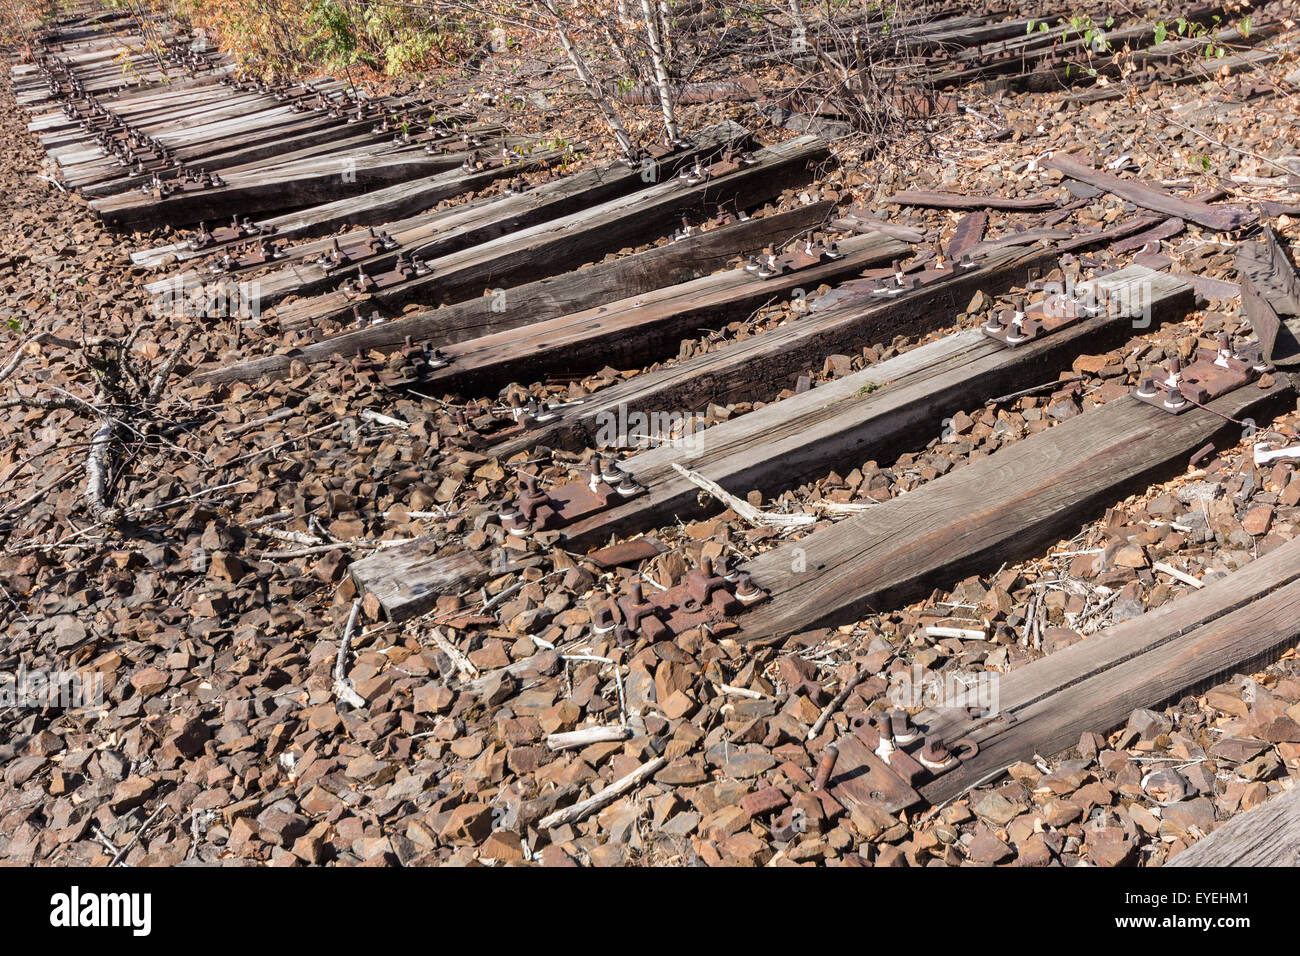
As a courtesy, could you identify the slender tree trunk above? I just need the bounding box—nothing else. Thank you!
[640,0,679,143]
[657,0,674,63]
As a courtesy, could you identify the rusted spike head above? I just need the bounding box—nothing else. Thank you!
[813,745,839,791]
[920,737,950,763]
[592,603,616,631]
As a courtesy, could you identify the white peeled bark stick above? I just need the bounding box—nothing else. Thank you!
[925,625,988,640]
[539,0,638,159]
[807,669,868,740]
[671,463,814,527]
[546,725,632,751]
[430,627,480,679]
[815,500,878,513]
[361,408,409,429]
[86,419,115,522]
[538,755,667,829]
[1153,562,1205,590]
[332,598,367,708]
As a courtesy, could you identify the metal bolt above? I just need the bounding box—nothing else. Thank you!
[889,708,919,744]
[592,602,617,635]
[813,745,839,790]
[919,737,953,770]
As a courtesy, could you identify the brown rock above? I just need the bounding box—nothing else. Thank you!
[207,551,246,582]
[257,803,309,847]
[700,805,749,841]
[130,667,169,696]
[1015,833,1055,867]
[740,786,789,820]
[656,757,708,786]
[1085,826,1134,866]
[439,803,494,845]
[1242,504,1273,536]
[480,830,525,862]
[967,827,1015,865]
[414,684,454,714]
[972,791,1020,826]
[1160,797,1217,838]
[109,776,155,814]
[1205,686,1249,718]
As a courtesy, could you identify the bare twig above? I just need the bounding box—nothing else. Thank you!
[537,755,667,828]
[332,598,367,708]
[672,463,815,527]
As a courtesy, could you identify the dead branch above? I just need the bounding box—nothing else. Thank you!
[145,327,197,404]
[332,597,368,708]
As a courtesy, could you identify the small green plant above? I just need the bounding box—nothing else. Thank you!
[305,0,361,71]
[1152,13,1237,59]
